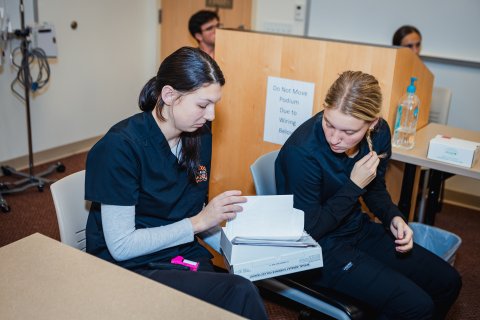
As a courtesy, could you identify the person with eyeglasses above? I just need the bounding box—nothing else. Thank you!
[188,10,220,59]
[392,25,422,55]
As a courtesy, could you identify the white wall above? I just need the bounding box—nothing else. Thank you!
[307,0,480,61]
[252,0,307,35]
[0,0,158,163]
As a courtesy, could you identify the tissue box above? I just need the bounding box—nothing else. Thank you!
[220,228,323,281]
[427,135,479,168]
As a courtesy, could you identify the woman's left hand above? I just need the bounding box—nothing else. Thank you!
[390,216,413,253]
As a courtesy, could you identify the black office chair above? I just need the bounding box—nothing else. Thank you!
[251,150,373,320]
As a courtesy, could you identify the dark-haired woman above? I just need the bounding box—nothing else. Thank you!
[392,25,422,55]
[85,47,268,319]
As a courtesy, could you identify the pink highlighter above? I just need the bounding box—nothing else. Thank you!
[171,256,199,271]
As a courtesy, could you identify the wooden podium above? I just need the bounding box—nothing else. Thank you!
[210,29,434,200]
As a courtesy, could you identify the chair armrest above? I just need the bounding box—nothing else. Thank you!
[275,276,375,319]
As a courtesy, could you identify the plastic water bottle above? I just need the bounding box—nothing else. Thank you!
[392,77,420,149]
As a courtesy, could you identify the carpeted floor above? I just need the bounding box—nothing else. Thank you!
[1,152,479,319]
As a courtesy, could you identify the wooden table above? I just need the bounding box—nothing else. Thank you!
[0,233,243,320]
[392,123,480,224]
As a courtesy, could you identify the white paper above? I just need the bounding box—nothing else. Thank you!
[225,195,304,241]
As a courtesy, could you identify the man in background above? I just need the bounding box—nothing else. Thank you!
[188,10,220,59]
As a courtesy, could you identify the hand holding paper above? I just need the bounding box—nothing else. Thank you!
[225,195,304,241]
[190,190,246,234]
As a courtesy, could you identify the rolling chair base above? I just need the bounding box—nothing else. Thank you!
[0,162,65,213]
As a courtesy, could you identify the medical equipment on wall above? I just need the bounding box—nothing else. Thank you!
[0,0,64,213]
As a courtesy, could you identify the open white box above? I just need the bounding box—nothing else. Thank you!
[220,228,323,281]
[220,195,323,281]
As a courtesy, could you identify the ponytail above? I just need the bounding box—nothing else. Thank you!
[366,126,387,159]
[138,77,158,111]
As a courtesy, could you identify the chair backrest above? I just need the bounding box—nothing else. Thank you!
[250,150,280,195]
[429,87,452,125]
[50,170,90,251]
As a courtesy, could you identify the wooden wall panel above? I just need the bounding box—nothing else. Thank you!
[219,1,252,30]
[210,29,433,199]
[212,31,283,196]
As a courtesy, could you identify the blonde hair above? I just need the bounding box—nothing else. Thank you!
[324,71,386,157]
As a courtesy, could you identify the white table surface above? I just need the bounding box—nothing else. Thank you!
[391,123,480,180]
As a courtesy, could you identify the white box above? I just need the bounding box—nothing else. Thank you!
[427,135,480,168]
[220,228,323,281]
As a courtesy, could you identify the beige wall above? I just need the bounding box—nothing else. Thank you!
[0,0,158,163]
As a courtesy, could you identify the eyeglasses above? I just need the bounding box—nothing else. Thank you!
[405,42,421,49]
[201,22,221,33]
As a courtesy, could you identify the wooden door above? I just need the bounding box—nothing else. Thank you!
[161,0,252,59]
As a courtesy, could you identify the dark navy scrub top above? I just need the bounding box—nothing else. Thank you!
[275,111,404,243]
[85,111,212,269]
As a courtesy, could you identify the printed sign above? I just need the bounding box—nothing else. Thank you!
[263,76,315,145]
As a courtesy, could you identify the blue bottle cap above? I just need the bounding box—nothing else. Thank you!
[407,77,417,93]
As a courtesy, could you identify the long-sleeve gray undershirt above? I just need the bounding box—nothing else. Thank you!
[101,141,221,261]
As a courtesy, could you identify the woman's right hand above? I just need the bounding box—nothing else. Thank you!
[350,152,380,189]
[190,190,247,234]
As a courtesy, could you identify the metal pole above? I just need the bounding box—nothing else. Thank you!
[19,0,34,178]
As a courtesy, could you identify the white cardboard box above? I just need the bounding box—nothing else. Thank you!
[220,228,323,281]
[427,135,480,168]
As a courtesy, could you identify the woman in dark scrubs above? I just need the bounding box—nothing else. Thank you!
[275,71,461,319]
[85,47,267,319]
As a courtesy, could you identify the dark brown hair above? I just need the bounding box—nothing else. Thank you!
[392,25,422,46]
[138,47,225,181]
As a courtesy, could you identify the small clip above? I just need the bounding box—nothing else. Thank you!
[171,255,199,271]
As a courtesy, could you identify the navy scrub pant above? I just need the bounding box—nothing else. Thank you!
[135,258,268,320]
[290,219,462,320]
